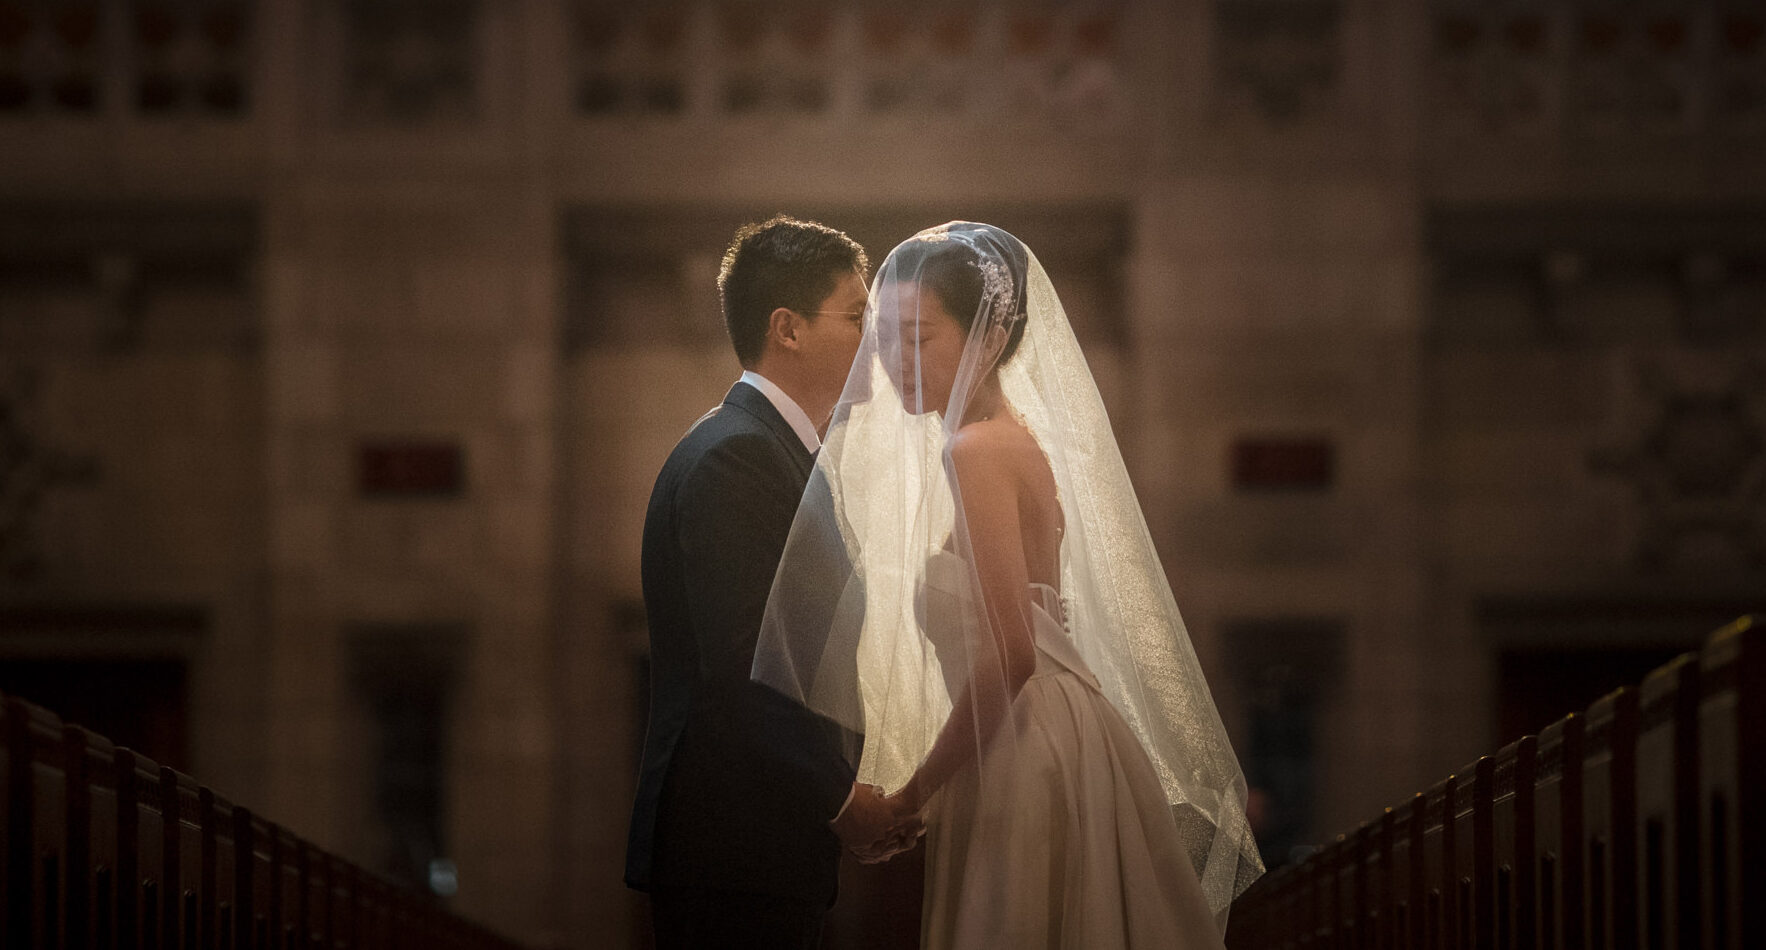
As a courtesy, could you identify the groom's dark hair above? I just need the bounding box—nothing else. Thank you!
[718,215,868,367]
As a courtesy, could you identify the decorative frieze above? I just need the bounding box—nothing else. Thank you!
[132,0,252,116]
[1428,207,1766,348]
[0,0,102,114]
[0,370,101,587]
[571,3,691,116]
[1429,1,1766,137]
[338,0,479,123]
[565,1,1129,127]
[1212,0,1340,124]
[0,203,258,355]
[0,0,251,118]
[1589,361,1766,573]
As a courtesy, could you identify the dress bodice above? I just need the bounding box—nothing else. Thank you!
[916,549,1101,694]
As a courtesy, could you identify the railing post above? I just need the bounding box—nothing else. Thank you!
[1443,774,1459,950]
[1516,735,1538,950]
[116,748,140,950]
[1702,618,1763,950]
[199,786,217,950]
[64,726,91,950]
[1739,621,1764,950]
[1474,756,1494,950]
[1562,714,1585,950]
[5,698,32,949]
[1379,807,1396,950]
[1353,822,1372,950]
[1613,689,1639,950]
[159,767,181,950]
[1409,791,1428,950]
[232,807,253,950]
[1672,657,1699,950]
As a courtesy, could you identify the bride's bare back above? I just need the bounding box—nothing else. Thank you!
[950,413,1062,591]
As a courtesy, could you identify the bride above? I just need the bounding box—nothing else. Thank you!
[754,222,1262,948]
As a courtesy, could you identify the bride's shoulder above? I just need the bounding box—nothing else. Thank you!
[947,418,1038,475]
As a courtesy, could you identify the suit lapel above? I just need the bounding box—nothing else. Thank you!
[723,382,815,481]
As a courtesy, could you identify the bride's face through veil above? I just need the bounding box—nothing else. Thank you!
[873,233,1026,421]
[876,281,970,418]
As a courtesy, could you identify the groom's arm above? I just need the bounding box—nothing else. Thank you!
[675,435,855,818]
[675,434,800,684]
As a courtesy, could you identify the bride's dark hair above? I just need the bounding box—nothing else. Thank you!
[892,227,1031,364]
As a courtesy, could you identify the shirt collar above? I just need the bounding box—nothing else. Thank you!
[738,370,820,453]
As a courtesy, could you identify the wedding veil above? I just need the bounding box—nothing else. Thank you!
[752,222,1262,925]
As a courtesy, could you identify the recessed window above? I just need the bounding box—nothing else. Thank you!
[357,441,465,498]
[1232,437,1335,491]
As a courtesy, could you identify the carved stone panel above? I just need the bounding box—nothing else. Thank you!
[564,2,1131,128]
[1429,206,1766,349]
[1430,3,1558,135]
[0,203,258,355]
[1716,4,1766,136]
[1590,361,1766,573]
[1565,2,1698,135]
[0,0,103,114]
[0,370,100,587]
[1429,207,1766,576]
[1212,0,1340,124]
[570,2,692,116]
[338,0,479,124]
[1428,1,1766,139]
[131,0,253,117]
[0,0,253,118]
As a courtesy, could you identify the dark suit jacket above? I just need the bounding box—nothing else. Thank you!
[625,382,857,907]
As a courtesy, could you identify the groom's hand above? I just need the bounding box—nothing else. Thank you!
[831,782,922,862]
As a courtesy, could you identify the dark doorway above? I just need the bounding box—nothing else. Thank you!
[0,657,190,770]
[347,623,464,898]
[1222,617,1347,870]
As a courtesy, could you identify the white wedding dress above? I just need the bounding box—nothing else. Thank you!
[916,550,1226,950]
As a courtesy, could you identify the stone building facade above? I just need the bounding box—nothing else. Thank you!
[1,1,1761,946]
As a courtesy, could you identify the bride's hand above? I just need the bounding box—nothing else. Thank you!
[890,776,932,812]
[881,791,907,817]
[884,783,927,828]
[850,789,925,864]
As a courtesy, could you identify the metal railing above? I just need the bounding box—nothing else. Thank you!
[1227,615,1762,950]
[1,693,528,950]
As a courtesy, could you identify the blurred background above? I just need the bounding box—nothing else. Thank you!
[0,0,1761,945]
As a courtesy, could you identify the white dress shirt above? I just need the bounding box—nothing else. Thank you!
[738,370,821,453]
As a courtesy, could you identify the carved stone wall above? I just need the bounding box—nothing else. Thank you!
[0,201,267,805]
[1423,205,1766,775]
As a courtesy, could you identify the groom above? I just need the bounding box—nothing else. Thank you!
[626,216,915,949]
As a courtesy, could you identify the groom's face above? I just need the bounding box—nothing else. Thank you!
[797,270,868,395]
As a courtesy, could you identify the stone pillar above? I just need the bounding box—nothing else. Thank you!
[258,0,560,940]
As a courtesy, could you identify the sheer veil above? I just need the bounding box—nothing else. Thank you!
[753,222,1262,926]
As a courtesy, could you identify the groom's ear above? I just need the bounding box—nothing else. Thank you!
[768,306,805,351]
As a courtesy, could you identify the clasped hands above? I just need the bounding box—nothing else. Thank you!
[830,782,923,864]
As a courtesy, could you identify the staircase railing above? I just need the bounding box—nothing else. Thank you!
[1,692,528,950]
[1226,615,1762,950]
